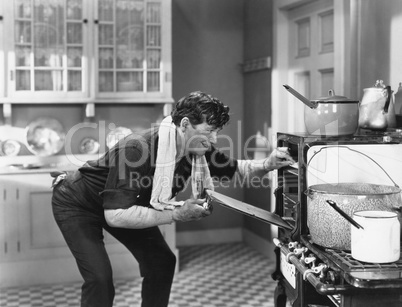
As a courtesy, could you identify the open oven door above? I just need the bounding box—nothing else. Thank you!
[205,190,292,230]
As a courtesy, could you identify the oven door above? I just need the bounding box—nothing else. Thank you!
[205,190,293,230]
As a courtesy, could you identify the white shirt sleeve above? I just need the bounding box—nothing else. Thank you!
[236,159,267,179]
[104,206,174,229]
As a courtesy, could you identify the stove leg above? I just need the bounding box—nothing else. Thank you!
[274,282,287,307]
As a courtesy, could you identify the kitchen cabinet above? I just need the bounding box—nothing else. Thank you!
[0,171,178,287]
[0,0,172,104]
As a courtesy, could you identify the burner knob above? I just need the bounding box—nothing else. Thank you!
[288,241,298,250]
[304,256,316,266]
[302,264,326,281]
[312,264,327,275]
[293,247,308,256]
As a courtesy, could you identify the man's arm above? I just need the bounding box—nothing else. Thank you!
[105,198,211,229]
[105,206,174,229]
[237,147,295,178]
[236,159,266,179]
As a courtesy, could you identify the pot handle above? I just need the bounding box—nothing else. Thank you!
[326,200,364,229]
[304,188,316,200]
[384,86,392,113]
[306,145,400,188]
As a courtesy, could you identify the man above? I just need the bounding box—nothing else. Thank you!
[52,91,294,307]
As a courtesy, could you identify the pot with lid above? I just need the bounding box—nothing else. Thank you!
[284,85,359,136]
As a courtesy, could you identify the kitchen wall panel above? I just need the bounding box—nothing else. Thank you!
[172,0,245,233]
[356,0,402,96]
[242,0,274,242]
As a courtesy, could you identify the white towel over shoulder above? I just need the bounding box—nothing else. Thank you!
[150,116,214,210]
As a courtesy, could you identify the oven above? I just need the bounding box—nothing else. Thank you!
[272,130,402,307]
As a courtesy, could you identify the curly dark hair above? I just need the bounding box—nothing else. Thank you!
[171,91,230,129]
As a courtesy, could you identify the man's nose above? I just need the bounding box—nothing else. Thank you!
[209,132,217,144]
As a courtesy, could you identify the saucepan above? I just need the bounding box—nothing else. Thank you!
[351,210,400,263]
[326,200,400,263]
[283,85,359,136]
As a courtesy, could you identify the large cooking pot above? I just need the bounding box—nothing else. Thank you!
[284,85,359,136]
[307,183,401,251]
[306,146,402,251]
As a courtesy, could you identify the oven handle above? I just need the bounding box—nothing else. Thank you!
[273,238,356,295]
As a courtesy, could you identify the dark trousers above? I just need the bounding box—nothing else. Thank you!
[52,175,176,307]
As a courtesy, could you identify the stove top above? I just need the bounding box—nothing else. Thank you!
[301,235,402,288]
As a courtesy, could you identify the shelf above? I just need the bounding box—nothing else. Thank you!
[0,154,99,175]
[284,165,299,176]
[282,192,298,205]
[0,97,175,104]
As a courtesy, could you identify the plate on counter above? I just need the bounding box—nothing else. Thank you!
[79,138,100,154]
[26,117,66,157]
[0,140,21,156]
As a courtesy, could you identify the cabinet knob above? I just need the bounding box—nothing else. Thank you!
[0,16,3,21]
[82,19,88,24]
[94,19,99,24]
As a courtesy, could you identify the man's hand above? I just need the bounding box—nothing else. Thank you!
[172,198,212,222]
[263,147,295,171]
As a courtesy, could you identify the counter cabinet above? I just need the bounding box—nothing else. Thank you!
[0,172,177,288]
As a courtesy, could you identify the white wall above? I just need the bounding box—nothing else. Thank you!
[356,0,402,96]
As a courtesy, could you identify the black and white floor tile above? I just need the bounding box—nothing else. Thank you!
[0,243,278,307]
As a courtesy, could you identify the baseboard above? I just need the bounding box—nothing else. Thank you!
[176,227,243,246]
[242,228,276,261]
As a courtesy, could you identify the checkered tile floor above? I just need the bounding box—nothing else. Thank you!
[0,243,278,307]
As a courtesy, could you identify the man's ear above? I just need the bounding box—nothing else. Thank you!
[180,117,189,131]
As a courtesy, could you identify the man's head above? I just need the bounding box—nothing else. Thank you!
[171,91,230,156]
[171,91,230,128]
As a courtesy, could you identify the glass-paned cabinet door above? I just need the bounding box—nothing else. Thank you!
[2,0,172,104]
[4,0,89,102]
[95,0,172,102]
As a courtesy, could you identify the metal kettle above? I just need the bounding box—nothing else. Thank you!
[358,80,397,130]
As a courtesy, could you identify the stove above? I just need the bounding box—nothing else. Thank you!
[303,237,402,285]
[271,131,402,307]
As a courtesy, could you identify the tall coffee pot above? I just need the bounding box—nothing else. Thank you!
[358,80,397,130]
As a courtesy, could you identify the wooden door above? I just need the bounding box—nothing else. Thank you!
[272,0,350,135]
[287,0,335,132]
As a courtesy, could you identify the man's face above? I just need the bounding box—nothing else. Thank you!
[183,121,219,156]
